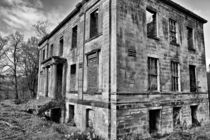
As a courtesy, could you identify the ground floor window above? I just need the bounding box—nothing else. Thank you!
[68,105,75,125]
[149,109,161,135]
[173,107,181,129]
[86,109,94,129]
[191,105,199,127]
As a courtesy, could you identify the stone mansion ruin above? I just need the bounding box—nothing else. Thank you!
[37,0,209,139]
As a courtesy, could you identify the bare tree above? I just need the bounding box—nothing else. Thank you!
[33,20,49,38]
[4,32,24,100]
[21,37,39,98]
[0,34,8,74]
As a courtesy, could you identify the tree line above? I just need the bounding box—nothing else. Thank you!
[0,21,48,100]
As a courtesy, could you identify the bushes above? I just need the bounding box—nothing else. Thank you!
[64,129,104,140]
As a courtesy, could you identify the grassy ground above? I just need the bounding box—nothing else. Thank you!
[0,100,210,140]
[0,100,79,140]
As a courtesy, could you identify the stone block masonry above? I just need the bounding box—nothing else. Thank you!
[37,0,209,139]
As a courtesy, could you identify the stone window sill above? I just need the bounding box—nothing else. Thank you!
[83,91,102,95]
[148,91,161,95]
[148,35,160,41]
[188,48,196,52]
[68,91,78,94]
[71,47,77,51]
[170,42,180,47]
[86,33,102,43]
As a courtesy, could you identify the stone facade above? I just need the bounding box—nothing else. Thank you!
[38,0,209,139]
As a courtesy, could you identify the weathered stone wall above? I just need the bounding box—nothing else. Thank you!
[37,0,209,139]
[116,0,207,93]
[116,0,209,139]
[116,94,209,139]
[65,102,110,139]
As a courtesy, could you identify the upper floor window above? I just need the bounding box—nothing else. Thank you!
[46,44,49,58]
[59,37,64,56]
[72,25,78,49]
[187,27,194,50]
[171,62,180,91]
[189,65,196,92]
[169,19,177,44]
[50,44,54,57]
[90,9,99,38]
[148,57,159,91]
[70,64,77,91]
[42,49,45,61]
[146,9,157,38]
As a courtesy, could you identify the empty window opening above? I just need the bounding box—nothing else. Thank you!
[42,49,45,61]
[173,107,181,129]
[51,108,61,123]
[68,105,75,125]
[87,52,99,93]
[46,45,49,58]
[189,65,196,92]
[146,9,157,38]
[70,64,76,91]
[149,110,161,134]
[86,109,94,129]
[50,44,54,57]
[169,19,177,44]
[72,26,78,49]
[171,62,179,91]
[59,37,64,56]
[191,105,200,127]
[148,57,158,91]
[90,9,99,38]
[187,27,194,50]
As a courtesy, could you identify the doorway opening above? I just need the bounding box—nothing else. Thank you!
[51,108,61,123]
[57,64,63,98]
[191,105,200,127]
[149,109,161,135]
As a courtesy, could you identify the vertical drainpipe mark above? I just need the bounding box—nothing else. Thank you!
[82,7,86,101]
[108,0,112,139]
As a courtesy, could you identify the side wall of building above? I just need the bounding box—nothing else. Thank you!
[116,0,209,139]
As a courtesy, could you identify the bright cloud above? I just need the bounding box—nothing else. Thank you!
[0,0,64,39]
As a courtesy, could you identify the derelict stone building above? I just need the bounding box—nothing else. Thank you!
[37,0,209,139]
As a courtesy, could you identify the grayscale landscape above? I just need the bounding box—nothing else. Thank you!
[1,0,210,139]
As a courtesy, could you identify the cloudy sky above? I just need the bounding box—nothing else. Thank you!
[0,0,209,67]
[0,0,78,38]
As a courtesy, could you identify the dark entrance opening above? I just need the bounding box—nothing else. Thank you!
[51,108,61,123]
[86,109,94,129]
[173,107,181,129]
[57,64,63,98]
[191,105,200,127]
[46,68,49,97]
[68,105,75,125]
[149,109,161,134]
